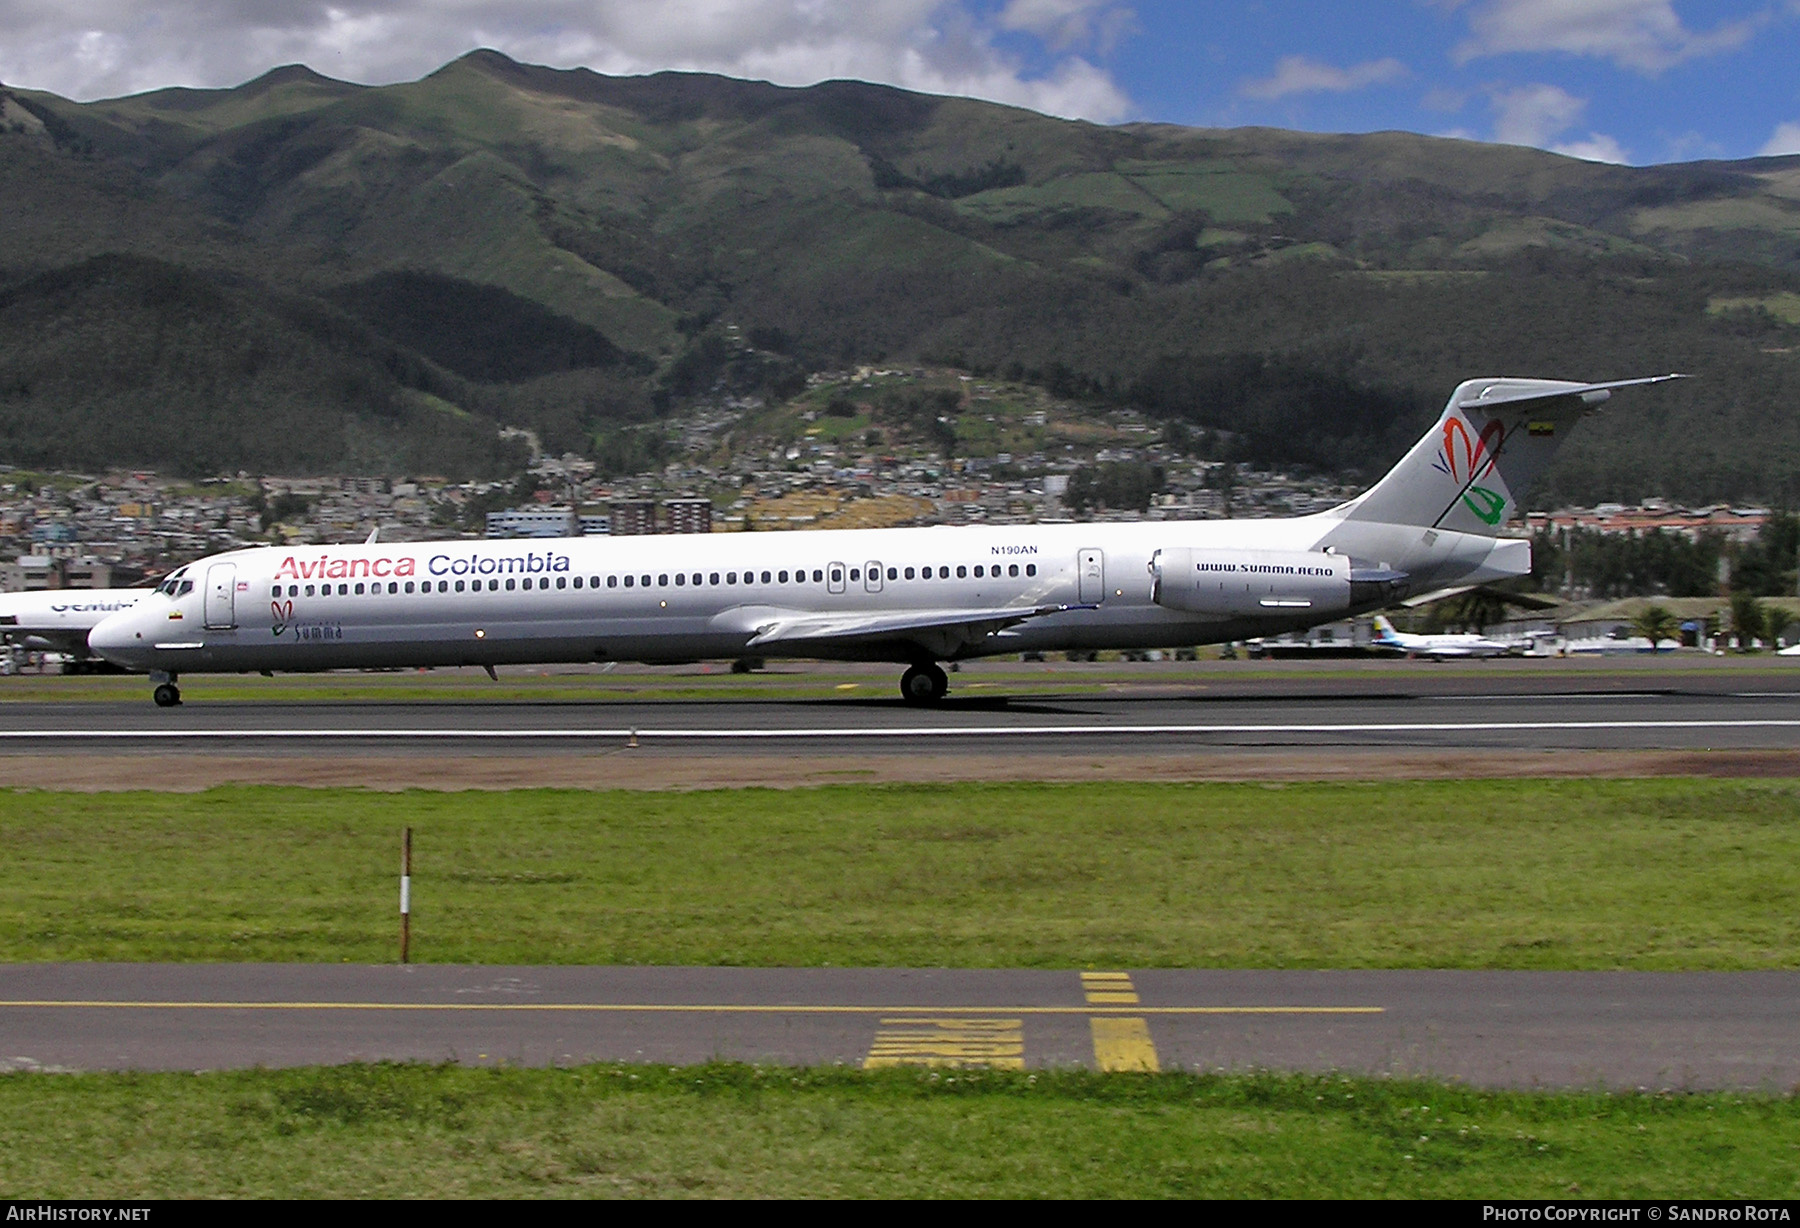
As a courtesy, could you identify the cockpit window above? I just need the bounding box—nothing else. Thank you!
[176,580,194,597]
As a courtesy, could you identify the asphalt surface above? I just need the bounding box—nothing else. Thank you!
[4,965,1795,1089]
[4,665,1800,754]
[5,664,1795,1089]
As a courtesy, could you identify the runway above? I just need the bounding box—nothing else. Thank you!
[5,664,1800,756]
[5,665,1795,1088]
[4,964,1795,1090]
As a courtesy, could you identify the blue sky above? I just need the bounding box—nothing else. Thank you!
[3,1,1797,165]
[1087,0,1800,163]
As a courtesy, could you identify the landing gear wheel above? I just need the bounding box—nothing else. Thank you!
[153,683,181,708]
[899,662,949,705]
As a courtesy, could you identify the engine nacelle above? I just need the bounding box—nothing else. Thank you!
[1149,547,1353,618]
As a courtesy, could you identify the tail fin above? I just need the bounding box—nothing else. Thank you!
[1371,614,1399,640]
[1334,375,1683,534]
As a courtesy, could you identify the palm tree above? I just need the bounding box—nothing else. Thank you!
[1729,592,1767,651]
[1631,604,1681,651]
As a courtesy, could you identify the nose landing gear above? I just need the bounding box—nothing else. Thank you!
[151,671,181,707]
[899,661,948,704]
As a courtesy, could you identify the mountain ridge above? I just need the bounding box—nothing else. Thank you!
[1,51,1796,498]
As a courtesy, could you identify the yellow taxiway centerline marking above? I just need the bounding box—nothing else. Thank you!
[0,1000,1383,1015]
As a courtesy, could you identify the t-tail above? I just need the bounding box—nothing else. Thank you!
[1315,374,1684,597]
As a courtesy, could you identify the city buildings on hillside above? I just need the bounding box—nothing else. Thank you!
[1525,502,1769,544]
[0,395,1780,597]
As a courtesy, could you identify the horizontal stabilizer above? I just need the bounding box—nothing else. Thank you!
[1453,374,1685,413]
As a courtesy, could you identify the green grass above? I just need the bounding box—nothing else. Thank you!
[1116,161,1295,222]
[2,1064,1794,1198]
[955,172,1171,224]
[4,780,1798,967]
[1708,291,1800,325]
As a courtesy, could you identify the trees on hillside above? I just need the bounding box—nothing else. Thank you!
[1530,527,1723,599]
[1731,512,1798,597]
[1065,462,1165,515]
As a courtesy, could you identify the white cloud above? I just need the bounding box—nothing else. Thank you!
[1551,132,1631,163]
[1760,121,1800,157]
[1240,55,1408,101]
[0,1,1134,122]
[1488,82,1631,162]
[1489,81,1586,146]
[997,0,1135,54]
[1453,0,1760,73]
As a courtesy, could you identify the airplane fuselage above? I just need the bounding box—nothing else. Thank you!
[88,514,1523,679]
[0,588,147,658]
[85,375,1684,705]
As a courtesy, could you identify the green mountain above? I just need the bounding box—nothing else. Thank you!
[3,50,1799,498]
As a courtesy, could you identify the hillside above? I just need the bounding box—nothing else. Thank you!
[2,51,1798,496]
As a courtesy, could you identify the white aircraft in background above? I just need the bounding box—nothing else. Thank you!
[1371,614,1511,659]
[0,588,150,672]
[88,375,1681,706]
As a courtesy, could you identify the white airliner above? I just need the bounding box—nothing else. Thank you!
[88,375,1680,706]
[1370,614,1511,659]
[0,588,149,670]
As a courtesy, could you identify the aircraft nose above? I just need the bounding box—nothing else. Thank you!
[88,609,151,668]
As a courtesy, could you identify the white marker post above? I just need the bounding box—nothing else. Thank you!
[400,826,412,964]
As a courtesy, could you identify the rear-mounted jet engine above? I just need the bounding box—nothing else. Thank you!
[1148,548,1406,618]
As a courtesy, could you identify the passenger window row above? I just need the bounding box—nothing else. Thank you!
[602,563,1036,588]
[271,562,1038,601]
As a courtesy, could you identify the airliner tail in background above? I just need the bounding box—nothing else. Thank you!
[88,375,1683,706]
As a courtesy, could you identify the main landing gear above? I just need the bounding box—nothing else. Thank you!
[899,661,948,705]
[151,671,181,708]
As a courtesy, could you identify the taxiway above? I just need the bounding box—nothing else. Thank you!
[4,964,1794,1090]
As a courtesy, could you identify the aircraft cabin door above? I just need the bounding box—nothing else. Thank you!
[1078,548,1105,604]
[828,562,847,595]
[204,562,238,629]
[865,561,884,594]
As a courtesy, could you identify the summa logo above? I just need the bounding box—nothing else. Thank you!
[1431,415,1506,526]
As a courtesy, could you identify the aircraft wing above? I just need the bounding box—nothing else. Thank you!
[743,602,1092,656]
